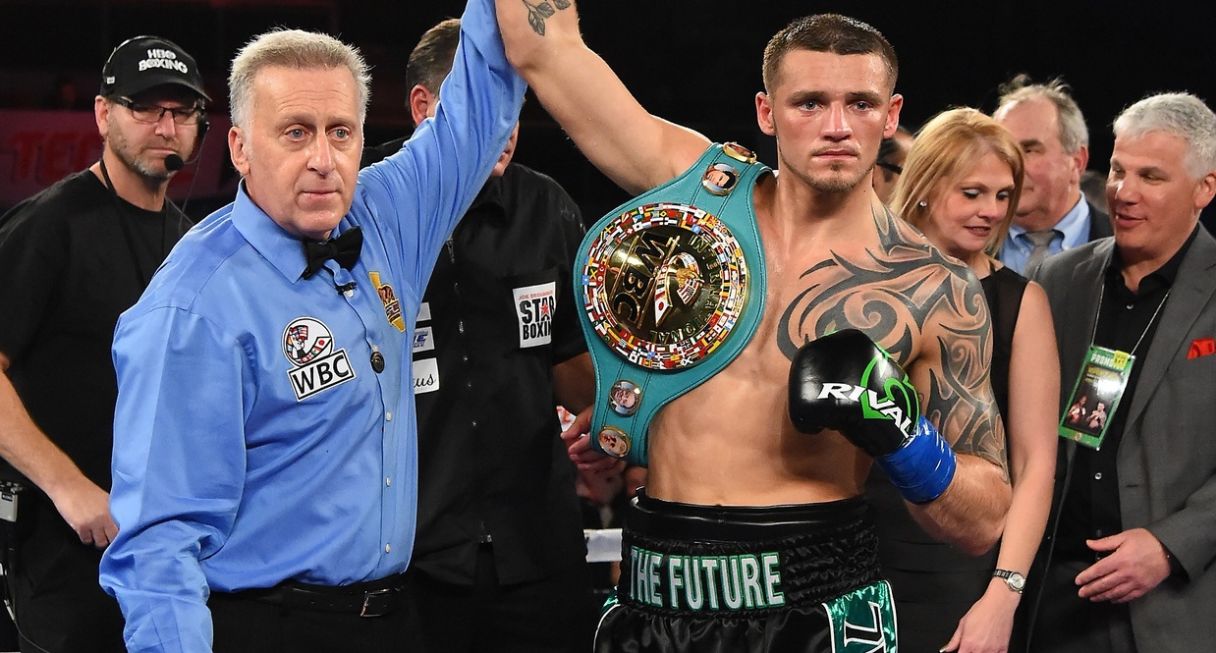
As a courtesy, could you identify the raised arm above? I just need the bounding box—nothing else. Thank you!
[907,269,1012,556]
[362,0,527,287]
[494,0,709,194]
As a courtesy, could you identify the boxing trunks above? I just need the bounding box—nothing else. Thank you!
[576,143,769,465]
[596,492,898,653]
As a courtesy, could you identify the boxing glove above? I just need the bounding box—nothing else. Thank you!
[789,329,955,504]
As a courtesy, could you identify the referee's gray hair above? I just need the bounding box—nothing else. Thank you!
[997,74,1089,153]
[228,28,371,131]
[1114,92,1216,178]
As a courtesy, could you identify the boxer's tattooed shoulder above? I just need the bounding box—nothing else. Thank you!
[925,321,1007,474]
[521,0,572,36]
[777,206,1008,474]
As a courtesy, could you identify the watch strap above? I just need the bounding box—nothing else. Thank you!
[992,568,1025,593]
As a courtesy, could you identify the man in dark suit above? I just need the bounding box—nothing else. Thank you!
[1029,92,1216,653]
[995,75,1111,276]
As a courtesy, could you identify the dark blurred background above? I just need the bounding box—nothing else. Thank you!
[3,0,1215,224]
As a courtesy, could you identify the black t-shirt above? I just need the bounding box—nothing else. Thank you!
[0,169,193,490]
[409,162,588,586]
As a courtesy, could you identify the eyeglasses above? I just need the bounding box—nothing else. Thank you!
[876,160,903,175]
[115,97,204,125]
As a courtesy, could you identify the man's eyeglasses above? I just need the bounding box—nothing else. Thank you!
[876,160,903,175]
[115,97,204,125]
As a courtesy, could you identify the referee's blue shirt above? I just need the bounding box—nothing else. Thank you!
[99,1,525,650]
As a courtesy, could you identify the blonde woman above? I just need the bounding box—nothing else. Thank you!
[869,108,1059,653]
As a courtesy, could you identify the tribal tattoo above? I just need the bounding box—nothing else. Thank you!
[777,206,1008,472]
[521,0,571,36]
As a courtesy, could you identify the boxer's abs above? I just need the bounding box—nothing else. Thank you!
[644,347,869,507]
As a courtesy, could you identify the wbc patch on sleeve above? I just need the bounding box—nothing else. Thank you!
[512,281,556,348]
[282,317,356,401]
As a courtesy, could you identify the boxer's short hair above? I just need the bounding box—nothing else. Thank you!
[762,14,897,93]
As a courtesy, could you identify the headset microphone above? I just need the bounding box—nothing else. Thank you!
[164,154,184,172]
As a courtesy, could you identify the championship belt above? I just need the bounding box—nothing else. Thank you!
[576,143,769,465]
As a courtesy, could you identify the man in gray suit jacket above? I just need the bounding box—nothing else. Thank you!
[1028,92,1216,653]
[995,75,1112,277]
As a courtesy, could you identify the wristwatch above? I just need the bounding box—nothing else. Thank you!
[993,569,1026,593]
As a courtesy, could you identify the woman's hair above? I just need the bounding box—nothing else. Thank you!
[891,107,1024,255]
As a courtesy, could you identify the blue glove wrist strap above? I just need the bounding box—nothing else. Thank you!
[877,416,956,504]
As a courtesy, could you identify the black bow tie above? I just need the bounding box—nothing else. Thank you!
[302,227,363,279]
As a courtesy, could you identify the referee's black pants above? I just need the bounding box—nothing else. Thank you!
[210,577,421,652]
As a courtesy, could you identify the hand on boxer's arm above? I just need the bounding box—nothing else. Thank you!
[560,405,618,472]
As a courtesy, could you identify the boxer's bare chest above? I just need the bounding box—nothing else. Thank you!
[756,207,977,369]
[653,198,1002,493]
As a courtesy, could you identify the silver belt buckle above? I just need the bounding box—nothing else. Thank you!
[359,587,394,618]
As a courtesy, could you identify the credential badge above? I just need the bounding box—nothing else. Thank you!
[283,317,357,401]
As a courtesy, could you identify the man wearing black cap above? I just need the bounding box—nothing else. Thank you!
[0,34,207,653]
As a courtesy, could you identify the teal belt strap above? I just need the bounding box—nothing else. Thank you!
[574,143,769,465]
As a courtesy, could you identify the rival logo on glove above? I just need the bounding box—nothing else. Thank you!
[815,381,916,438]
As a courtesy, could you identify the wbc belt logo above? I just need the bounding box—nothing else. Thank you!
[581,202,749,370]
[283,317,356,400]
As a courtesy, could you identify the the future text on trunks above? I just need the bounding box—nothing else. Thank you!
[628,546,786,611]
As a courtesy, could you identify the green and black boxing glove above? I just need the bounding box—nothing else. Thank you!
[789,329,956,504]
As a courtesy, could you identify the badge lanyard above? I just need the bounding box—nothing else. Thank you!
[1088,282,1171,358]
[1059,281,1170,449]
